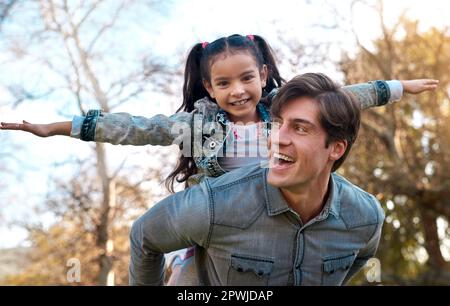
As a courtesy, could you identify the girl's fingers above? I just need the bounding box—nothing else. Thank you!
[424,79,439,85]
[0,122,23,129]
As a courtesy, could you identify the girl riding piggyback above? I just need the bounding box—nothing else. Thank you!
[1,34,437,194]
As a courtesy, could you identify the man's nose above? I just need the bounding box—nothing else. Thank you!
[270,124,291,147]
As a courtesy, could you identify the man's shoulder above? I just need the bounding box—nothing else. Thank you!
[333,174,385,229]
[205,165,266,189]
[203,165,267,229]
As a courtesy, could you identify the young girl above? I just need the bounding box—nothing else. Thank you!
[0,34,438,284]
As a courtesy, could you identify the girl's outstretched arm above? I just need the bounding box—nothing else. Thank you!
[71,109,196,146]
[343,78,439,110]
[0,120,71,137]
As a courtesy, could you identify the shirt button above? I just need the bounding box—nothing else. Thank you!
[209,141,216,149]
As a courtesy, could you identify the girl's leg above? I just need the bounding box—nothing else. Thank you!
[166,247,198,286]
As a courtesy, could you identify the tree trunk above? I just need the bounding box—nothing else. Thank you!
[419,205,446,275]
[95,143,113,285]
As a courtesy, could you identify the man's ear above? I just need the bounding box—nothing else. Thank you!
[260,65,268,88]
[203,79,215,98]
[329,139,347,162]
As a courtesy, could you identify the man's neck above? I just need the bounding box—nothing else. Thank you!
[280,173,331,225]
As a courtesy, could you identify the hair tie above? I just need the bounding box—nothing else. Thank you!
[201,41,209,49]
[246,35,255,41]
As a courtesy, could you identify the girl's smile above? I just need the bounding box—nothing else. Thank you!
[229,98,251,106]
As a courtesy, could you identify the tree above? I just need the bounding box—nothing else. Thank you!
[1,156,168,285]
[338,1,450,284]
[0,0,172,285]
[0,0,18,28]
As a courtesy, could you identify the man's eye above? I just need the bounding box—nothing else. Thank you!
[295,126,307,133]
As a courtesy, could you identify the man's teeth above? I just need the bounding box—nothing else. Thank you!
[231,99,248,106]
[274,153,294,162]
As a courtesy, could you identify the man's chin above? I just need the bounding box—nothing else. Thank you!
[267,172,289,188]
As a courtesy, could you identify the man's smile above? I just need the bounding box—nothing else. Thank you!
[270,152,296,170]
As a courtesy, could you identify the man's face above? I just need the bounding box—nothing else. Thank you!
[267,97,345,191]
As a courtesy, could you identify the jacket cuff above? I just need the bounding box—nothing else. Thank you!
[372,80,391,106]
[80,110,101,141]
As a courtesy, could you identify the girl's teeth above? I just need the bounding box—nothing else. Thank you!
[232,99,248,106]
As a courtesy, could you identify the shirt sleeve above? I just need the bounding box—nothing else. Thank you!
[129,183,211,285]
[342,197,385,285]
[70,116,84,139]
[386,80,403,103]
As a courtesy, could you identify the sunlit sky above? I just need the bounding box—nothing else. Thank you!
[0,0,449,249]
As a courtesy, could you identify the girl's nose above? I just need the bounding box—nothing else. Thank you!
[231,83,245,97]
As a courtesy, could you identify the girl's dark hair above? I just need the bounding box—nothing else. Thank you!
[165,34,285,192]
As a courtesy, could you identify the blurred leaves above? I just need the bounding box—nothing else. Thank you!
[340,17,450,284]
[1,158,165,285]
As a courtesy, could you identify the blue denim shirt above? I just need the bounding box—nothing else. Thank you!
[129,165,385,286]
[71,81,399,183]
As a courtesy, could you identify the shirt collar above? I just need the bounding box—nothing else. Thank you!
[263,169,340,219]
[315,174,340,220]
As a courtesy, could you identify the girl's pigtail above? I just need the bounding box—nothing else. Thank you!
[166,43,205,192]
[178,43,209,112]
[253,35,285,92]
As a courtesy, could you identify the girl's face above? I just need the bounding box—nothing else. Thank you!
[203,52,268,124]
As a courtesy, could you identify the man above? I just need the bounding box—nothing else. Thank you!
[129,73,385,286]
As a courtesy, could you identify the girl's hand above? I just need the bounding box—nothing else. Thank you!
[0,120,51,137]
[401,79,439,94]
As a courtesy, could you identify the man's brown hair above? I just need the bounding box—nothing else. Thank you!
[271,73,361,172]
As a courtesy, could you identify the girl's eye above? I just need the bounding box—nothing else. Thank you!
[243,75,255,81]
[217,81,228,87]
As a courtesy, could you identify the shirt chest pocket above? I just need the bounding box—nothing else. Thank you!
[321,253,356,286]
[227,254,274,286]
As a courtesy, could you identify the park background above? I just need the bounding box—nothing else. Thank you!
[0,0,449,285]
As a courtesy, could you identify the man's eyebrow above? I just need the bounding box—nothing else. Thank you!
[290,118,317,128]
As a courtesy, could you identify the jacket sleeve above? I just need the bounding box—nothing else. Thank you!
[129,183,211,285]
[71,109,195,146]
[266,81,400,111]
[342,80,391,110]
